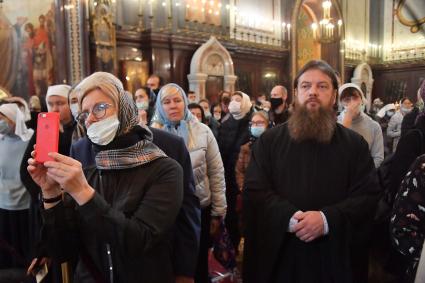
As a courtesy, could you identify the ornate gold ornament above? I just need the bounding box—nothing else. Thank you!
[396,0,425,33]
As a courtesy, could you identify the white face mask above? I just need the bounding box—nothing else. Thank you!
[401,106,412,115]
[87,115,120,145]
[204,111,211,118]
[70,103,79,120]
[214,113,221,120]
[0,119,12,135]
[228,101,242,115]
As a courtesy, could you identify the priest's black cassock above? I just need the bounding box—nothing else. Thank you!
[242,123,380,283]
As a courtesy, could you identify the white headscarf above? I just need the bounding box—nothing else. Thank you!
[338,83,367,105]
[3,96,31,121]
[231,91,252,120]
[46,84,71,111]
[0,103,34,141]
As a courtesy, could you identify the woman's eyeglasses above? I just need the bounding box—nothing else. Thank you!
[249,121,266,127]
[77,102,113,124]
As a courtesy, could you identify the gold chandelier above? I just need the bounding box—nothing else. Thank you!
[310,0,342,43]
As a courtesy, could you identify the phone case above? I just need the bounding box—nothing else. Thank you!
[35,112,60,163]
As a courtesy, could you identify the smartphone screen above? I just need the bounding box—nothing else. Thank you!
[35,112,60,163]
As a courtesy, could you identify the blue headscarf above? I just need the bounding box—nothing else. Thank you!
[153,83,194,146]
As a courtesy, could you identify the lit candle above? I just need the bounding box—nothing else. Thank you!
[282,22,286,41]
[139,0,144,16]
[167,0,172,18]
[287,23,291,41]
[311,23,317,40]
[337,19,342,37]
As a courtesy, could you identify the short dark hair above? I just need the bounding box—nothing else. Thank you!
[187,91,195,95]
[188,103,205,123]
[148,74,163,86]
[400,97,411,104]
[340,88,362,101]
[294,60,338,90]
[134,87,151,101]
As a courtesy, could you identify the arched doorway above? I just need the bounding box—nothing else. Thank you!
[187,36,237,103]
[352,63,374,111]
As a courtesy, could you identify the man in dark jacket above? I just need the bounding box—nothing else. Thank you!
[70,127,201,282]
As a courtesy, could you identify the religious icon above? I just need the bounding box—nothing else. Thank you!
[92,3,116,73]
[0,1,57,100]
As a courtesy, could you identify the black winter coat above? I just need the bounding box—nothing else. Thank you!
[389,115,425,197]
[41,149,183,282]
[218,112,251,197]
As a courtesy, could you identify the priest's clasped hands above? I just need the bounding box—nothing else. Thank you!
[288,210,325,243]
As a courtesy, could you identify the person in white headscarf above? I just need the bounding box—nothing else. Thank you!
[217,91,254,252]
[151,83,226,283]
[0,103,34,269]
[338,83,384,167]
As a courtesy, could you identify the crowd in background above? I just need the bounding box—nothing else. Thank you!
[0,60,424,283]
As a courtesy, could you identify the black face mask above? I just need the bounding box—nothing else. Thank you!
[270,98,284,109]
[153,88,160,95]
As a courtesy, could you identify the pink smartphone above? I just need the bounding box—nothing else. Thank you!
[35,112,60,163]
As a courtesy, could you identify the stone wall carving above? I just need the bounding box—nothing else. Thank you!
[188,36,237,100]
[352,63,374,111]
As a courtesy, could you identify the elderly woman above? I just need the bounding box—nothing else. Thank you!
[151,83,226,283]
[0,103,34,269]
[27,72,183,283]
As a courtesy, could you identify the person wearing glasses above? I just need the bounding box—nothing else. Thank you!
[235,111,270,195]
[151,83,226,283]
[234,111,269,243]
[26,72,184,283]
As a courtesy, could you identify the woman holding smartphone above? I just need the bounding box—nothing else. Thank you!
[27,72,183,283]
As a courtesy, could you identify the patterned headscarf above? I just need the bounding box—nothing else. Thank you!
[75,72,139,137]
[152,83,195,148]
[74,72,165,169]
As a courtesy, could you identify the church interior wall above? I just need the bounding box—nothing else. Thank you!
[0,0,423,104]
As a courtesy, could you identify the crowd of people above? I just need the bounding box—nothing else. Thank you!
[0,59,424,283]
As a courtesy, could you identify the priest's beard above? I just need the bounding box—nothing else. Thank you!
[288,99,336,144]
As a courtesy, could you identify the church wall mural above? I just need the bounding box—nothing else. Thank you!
[0,1,63,100]
[296,4,320,71]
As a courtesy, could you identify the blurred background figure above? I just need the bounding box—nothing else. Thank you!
[0,103,34,277]
[218,90,231,119]
[199,99,220,139]
[134,87,153,125]
[338,83,384,168]
[269,85,289,125]
[218,91,253,252]
[387,98,414,153]
[235,111,270,238]
[152,83,226,283]
[212,102,223,123]
[187,90,198,104]
[188,103,205,123]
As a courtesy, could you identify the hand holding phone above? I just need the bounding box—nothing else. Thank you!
[35,112,59,163]
[27,257,49,283]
